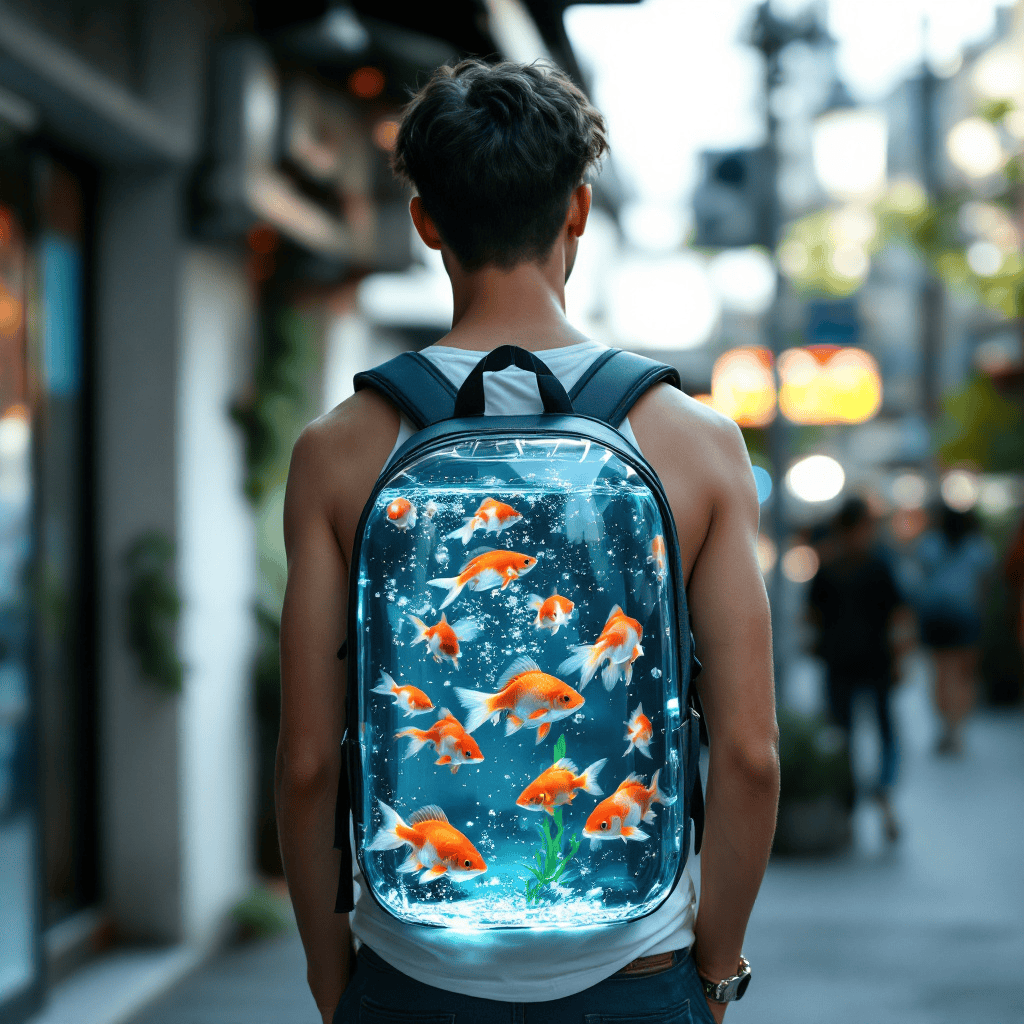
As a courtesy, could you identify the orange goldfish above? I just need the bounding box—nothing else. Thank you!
[395,707,484,774]
[583,770,676,847]
[408,613,480,670]
[367,801,487,883]
[371,671,434,718]
[455,656,584,743]
[428,549,538,610]
[558,605,644,691]
[386,497,417,531]
[446,497,523,546]
[516,756,607,815]
[623,703,654,759]
[648,534,667,583]
[528,593,575,634]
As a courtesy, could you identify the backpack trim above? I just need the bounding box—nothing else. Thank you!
[354,351,457,429]
[336,415,701,921]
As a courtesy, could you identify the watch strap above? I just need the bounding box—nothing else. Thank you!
[699,957,751,1003]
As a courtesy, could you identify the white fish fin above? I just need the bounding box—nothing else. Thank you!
[628,704,644,728]
[406,617,429,643]
[366,801,407,851]
[395,730,427,759]
[603,604,624,628]
[371,682,397,697]
[467,568,503,591]
[580,758,607,796]
[397,850,420,874]
[643,809,657,824]
[460,546,495,570]
[622,772,642,785]
[552,757,578,773]
[601,660,621,691]
[651,768,677,806]
[622,826,649,842]
[527,593,544,611]
[557,646,600,689]
[420,865,447,883]
[377,670,398,690]
[637,741,653,760]
[504,715,524,737]
[452,618,480,642]
[437,707,453,720]
[409,805,448,826]
[426,576,465,610]
[622,740,635,757]
[623,802,643,828]
[454,687,493,734]
[490,713,501,725]
[445,518,477,546]
[497,655,542,690]
[589,837,601,851]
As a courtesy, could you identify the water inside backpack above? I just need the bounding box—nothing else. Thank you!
[354,436,689,929]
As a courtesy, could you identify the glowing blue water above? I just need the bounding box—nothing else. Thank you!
[354,440,689,929]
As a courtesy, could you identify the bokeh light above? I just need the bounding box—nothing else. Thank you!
[757,534,778,575]
[777,346,882,425]
[946,117,1004,178]
[891,472,928,510]
[781,544,820,583]
[940,469,980,511]
[708,347,776,427]
[786,455,846,503]
[348,66,385,100]
[812,108,888,199]
[752,465,773,504]
[373,119,400,151]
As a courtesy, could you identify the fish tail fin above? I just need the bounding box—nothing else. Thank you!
[580,758,607,796]
[407,615,429,643]
[527,593,544,612]
[371,682,396,696]
[651,768,677,806]
[366,800,408,851]
[622,739,635,757]
[558,645,600,689]
[426,576,464,610]
[454,687,493,734]
[444,518,477,546]
[601,660,621,691]
[452,617,480,643]
[394,729,427,758]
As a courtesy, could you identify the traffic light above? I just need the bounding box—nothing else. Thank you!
[693,147,772,249]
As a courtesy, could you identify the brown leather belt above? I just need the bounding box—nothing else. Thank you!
[615,951,678,977]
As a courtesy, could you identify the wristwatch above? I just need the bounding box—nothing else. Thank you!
[699,957,751,1003]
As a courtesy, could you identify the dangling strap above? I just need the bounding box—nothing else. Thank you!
[353,352,457,430]
[334,737,355,913]
[570,349,681,428]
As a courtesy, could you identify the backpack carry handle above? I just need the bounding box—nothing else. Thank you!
[453,345,575,418]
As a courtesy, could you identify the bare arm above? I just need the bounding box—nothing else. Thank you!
[687,420,779,1018]
[277,424,351,1022]
[277,392,399,1022]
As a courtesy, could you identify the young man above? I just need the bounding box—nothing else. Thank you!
[278,60,779,1023]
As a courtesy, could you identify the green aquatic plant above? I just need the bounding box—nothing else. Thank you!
[523,733,581,903]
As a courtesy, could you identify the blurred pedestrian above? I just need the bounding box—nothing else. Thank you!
[1004,513,1024,658]
[808,497,910,842]
[917,503,995,755]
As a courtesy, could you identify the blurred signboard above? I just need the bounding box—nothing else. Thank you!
[692,147,772,249]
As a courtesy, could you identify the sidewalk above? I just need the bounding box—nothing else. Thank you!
[129,655,1024,1024]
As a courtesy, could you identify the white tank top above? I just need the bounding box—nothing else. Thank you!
[351,339,696,1003]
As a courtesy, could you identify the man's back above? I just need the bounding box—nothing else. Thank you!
[276,58,778,1024]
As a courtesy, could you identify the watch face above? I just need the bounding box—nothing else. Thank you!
[736,973,751,999]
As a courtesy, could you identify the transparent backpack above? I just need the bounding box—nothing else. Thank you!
[335,346,703,930]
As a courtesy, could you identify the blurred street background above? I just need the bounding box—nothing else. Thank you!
[0,1,1021,1022]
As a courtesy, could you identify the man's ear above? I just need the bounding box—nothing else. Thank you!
[566,183,592,239]
[410,196,444,250]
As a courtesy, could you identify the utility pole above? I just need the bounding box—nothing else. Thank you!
[747,3,825,698]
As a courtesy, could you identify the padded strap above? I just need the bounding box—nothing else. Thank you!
[570,349,681,428]
[353,352,457,430]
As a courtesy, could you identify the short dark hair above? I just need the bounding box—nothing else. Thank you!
[393,59,608,272]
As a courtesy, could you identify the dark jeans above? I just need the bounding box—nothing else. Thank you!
[827,672,898,793]
[335,945,716,1024]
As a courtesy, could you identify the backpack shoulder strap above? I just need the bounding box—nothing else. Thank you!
[569,349,681,428]
[353,351,457,430]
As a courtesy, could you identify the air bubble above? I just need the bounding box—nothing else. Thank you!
[651,667,662,679]
[435,545,449,564]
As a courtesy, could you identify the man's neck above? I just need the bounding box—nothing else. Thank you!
[437,257,589,353]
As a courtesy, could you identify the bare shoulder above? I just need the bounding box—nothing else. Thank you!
[286,389,401,559]
[628,384,757,578]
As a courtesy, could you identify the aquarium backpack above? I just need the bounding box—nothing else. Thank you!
[334,345,704,929]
